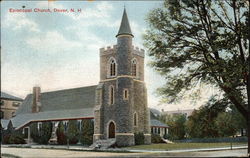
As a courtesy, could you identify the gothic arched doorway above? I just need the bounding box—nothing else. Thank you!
[108,121,115,138]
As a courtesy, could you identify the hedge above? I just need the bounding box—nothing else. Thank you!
[175,136,247,143]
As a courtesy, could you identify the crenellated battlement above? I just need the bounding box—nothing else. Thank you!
[100,45,145,57]
[132,45,145,57]
[100,45,117,56]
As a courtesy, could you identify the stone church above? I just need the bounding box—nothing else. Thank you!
[5,9,168,147]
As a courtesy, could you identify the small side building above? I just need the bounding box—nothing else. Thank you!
[150,110,168,137]
[1,92,23,119]
[162,109,195,119]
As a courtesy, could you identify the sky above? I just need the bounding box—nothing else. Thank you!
[1,0,213,111]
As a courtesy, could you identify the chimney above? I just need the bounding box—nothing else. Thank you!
[32,86,41,113]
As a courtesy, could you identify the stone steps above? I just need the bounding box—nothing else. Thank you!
[90,139,116,149]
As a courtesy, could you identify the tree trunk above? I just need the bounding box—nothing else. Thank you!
[247,106,249,157]
[247,59,250,155]
[247,1,250,155]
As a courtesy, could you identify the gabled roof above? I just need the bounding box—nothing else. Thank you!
[1,92,23,101]
[15,85,97,115]
[11,85,168,129]
[149,110,168,128]
[12,85,97,129]
[150,108,161,117]
[1,119,10,129]
[150,119,168,128]
[116,8,133,37]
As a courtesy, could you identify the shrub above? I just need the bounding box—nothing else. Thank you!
[30,122,52,144]
[134,132,145,145]
[67,120,79,144]
[41,122,53,144]
[9,134,26,144]
[80,119,94,146]
[30,122,39,143]
[56,121,67,145]
[163,134,170,139]
[2,133,26,144]
[151,134,165,143]
[2,134,11,144]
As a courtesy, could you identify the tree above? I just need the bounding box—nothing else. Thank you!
[229,105,247,136]
[186,108,221,138]
[80,119,94,146]
[144,0,249,153]
[215,112,238,137]
[186,98,246,138]
[165,114,186,140]
[67,120,79,144]
[56,121,67,145]
[186,97,226,138]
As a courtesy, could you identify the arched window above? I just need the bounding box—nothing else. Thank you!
[131,58,137,77]
[109,85,115,105]
[108,58,116,77]
[134,112,137,126]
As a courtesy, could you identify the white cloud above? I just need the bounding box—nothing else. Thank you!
[26,31,82,53]
[63,1,118,29]
[68,1,113,20]
[3,12,40,32]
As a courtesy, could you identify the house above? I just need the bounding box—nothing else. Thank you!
[161,109,195,119]
[150,111,168,137]
[1,92,23,119]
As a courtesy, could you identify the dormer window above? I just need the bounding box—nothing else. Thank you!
[108,57,117,77]
[131,58,137,77]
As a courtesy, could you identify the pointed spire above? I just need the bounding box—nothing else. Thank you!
[116,8,134,38]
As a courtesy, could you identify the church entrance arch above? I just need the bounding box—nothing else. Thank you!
[108,121,115,138]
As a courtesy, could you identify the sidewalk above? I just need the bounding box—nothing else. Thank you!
[1,144,247,153]
[1,145,248,157]
[126,145,248,153]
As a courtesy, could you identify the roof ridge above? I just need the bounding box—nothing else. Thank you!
[40,85,97,94]
[1,91,23,101]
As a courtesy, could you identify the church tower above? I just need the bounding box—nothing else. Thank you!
[93,8,151,146]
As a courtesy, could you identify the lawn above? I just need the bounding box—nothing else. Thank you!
[123,142,247,150]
